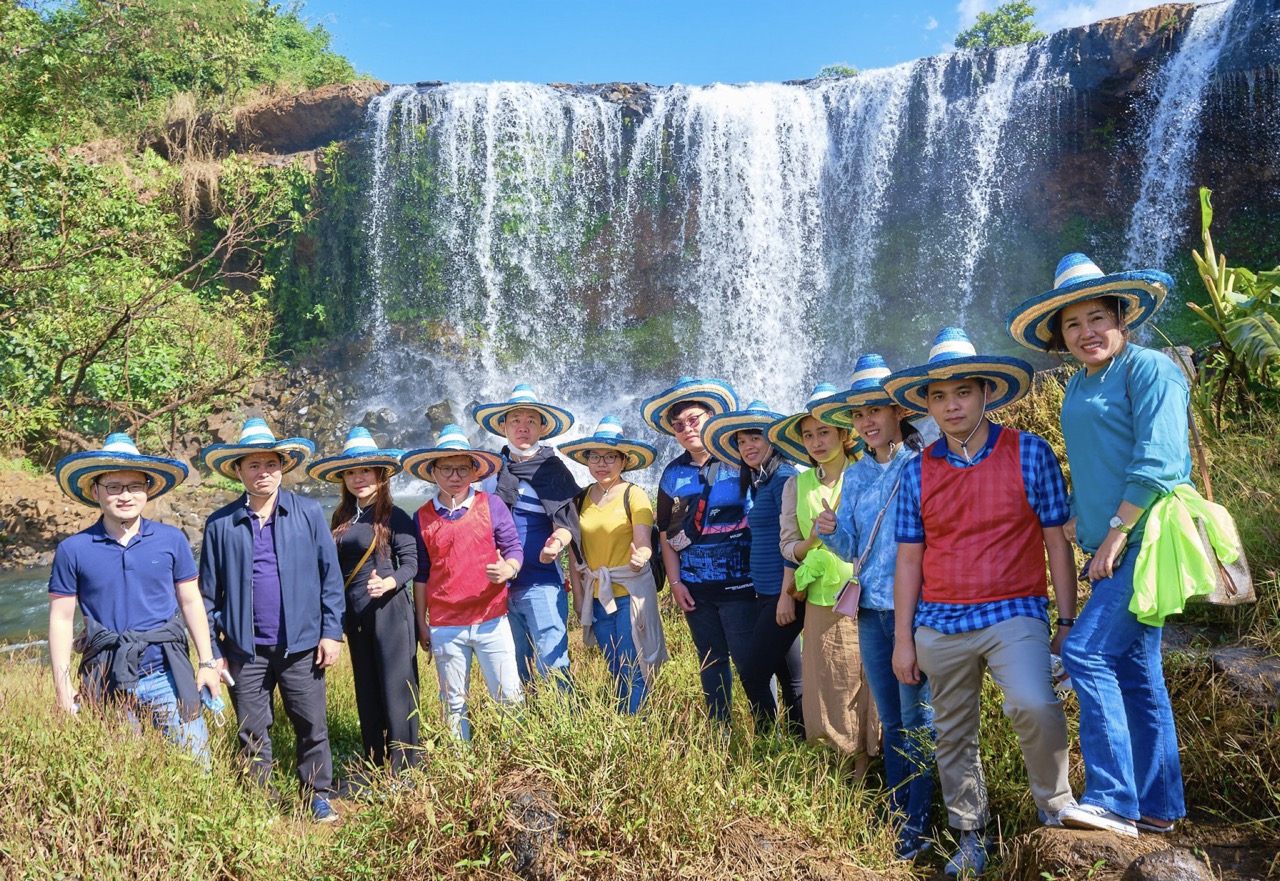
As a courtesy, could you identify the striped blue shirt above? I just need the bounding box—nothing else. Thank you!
[894,424,1070,634]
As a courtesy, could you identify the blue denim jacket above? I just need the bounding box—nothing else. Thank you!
[200,490,344,662]
[826,445,918,611]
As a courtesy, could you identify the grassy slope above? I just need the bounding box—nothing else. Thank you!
[2,381,1277,879]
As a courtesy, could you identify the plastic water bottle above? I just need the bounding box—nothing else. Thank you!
[1049,653,1073,700]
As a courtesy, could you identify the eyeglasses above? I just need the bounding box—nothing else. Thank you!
[432,465,474,478]
[586,452,622,464]
[670,412,708,432]
[98,482,148,496]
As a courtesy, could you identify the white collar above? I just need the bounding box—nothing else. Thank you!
[433,486,475,514]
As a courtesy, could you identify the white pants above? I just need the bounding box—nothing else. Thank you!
[430,615,523,740]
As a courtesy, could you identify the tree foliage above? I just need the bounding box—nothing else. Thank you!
[816,63,858,79]
[954,1,1045,49]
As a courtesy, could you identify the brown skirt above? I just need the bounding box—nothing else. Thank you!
[801,601,880,757]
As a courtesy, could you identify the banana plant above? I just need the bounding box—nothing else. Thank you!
[1188,187,1280,428]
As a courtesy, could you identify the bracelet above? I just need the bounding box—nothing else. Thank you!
[1056,617,1077,628]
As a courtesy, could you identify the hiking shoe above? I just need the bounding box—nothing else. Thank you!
[1058,803,1137,838]
[894,828,933,860]
[944,832,989,877]
[310,795,340,823]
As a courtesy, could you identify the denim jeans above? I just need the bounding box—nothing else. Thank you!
[507,582,571,685]
[430,615,524,741]
[858,609,936,836]
[683,588,757,723]
[128,668,211,766]
[592,594,647,713]
[1061,552,1185,822]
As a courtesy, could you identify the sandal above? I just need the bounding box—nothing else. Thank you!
[1135,817,1176,833]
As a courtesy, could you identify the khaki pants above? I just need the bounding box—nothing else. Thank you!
[915,615,1073,830]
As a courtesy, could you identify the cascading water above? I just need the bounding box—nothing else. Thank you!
[333,1,1262,458]
[1124,0,1241,268]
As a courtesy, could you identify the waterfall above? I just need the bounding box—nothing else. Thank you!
[1123,0,1240,269]
[335,1,1266,453]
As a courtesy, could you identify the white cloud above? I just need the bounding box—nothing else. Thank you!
[925,15,940,30]
[955,0,993,29]
[1037,0,1157,32]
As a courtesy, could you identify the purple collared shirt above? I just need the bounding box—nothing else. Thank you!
[250,509,283,647]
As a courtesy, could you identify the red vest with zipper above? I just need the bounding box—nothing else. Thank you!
[416,492,507,627]
[920,427,1048,604]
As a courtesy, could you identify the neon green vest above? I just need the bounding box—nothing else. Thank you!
[795,467,855,607]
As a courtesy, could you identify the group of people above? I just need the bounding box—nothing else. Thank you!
[48,252,1200,873]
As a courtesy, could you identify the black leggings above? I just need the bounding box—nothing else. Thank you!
[739,593,805,736]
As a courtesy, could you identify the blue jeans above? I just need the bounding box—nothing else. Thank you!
[592,594,648,713]
[1062,553,1185,822]
[128,668,211,766]
[683,589,757,723]
[507,582,571,685]
[430,616,523,741]
[858,609,936,836]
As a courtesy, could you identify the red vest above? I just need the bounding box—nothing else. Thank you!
[416,492,508,627]
[920,427,1048,605]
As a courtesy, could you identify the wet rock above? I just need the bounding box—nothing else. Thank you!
[363,407,400,431]
[1123,848,1215,881]
[504,788,563,881]
[424,400,460,431]
[1211,646,1280,708]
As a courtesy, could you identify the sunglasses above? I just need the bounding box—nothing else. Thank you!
[670,411,708,432]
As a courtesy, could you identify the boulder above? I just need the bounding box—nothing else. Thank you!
[1122,848,1215,881]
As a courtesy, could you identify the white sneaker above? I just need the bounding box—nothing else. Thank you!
[1058,803,1138,838]
[1039,798,1078,827]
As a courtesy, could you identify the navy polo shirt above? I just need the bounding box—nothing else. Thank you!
[49,517,198,671]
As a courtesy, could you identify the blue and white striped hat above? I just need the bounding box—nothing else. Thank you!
[473,384,575,440]
[200,418,314,480]
[557,416,657,472]
[640,376,739,437]
[766,383,855,464]
[885,327,1034,414]
[306,426,405,483]
[1006,253,1171,352]
[700,401,804,467]
[401,423,503,484]
[55,433,189,507]
[812,354,896,428]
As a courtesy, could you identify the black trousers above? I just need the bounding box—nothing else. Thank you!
[228,644,333,796]
[347,588,420,773]
[739,593,805,735]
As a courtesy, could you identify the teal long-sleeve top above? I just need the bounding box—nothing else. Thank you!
[1060,343,1193,554]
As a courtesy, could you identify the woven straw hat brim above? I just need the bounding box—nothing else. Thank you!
[201,440,314,481]
[884,356,1034,415]
[701,410,800,467]
[401,448,503,484]
[306,452,405,483]
[764,407,862,465]
[56,451,189,508]
[1006,269,1171,352]
[473,401,575,440]
[640,380,738,436]
[557,437,657,472]
[811,387,895,429]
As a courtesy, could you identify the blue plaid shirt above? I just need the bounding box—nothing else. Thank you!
[895,424,1070,634]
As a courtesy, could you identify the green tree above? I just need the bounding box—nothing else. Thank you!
[954,1,1045,49]
[816,63,858,79]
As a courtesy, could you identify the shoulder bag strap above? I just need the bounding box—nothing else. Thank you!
[856,470,905,573]
[342,540,378,592]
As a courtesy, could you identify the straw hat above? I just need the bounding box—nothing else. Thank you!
[55,433,188,507]
[306,426,404,483]
[557,416,657,472]
[1006,253,1171,352]
[884,327,1034,415]
[639,376,738,436]
[473,384,575,440]
[700,401,804,467]
[811,354,896,428]
[401,423,503,484]
[200,418,314,480]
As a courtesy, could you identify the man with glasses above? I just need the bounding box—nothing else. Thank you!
[639,378,751,723]
[48,433,221,765]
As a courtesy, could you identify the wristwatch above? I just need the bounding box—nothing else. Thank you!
[198,659,218,669]
[1108,515,1132,535]
[1056,617,1077,628]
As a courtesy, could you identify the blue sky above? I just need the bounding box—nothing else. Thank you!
[299,0,1158,86]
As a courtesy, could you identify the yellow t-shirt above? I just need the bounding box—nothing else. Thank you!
[578,483,655,598]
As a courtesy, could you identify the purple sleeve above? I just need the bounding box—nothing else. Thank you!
[487,496,524,565]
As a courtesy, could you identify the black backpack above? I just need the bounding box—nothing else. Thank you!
[573,483,666,592]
